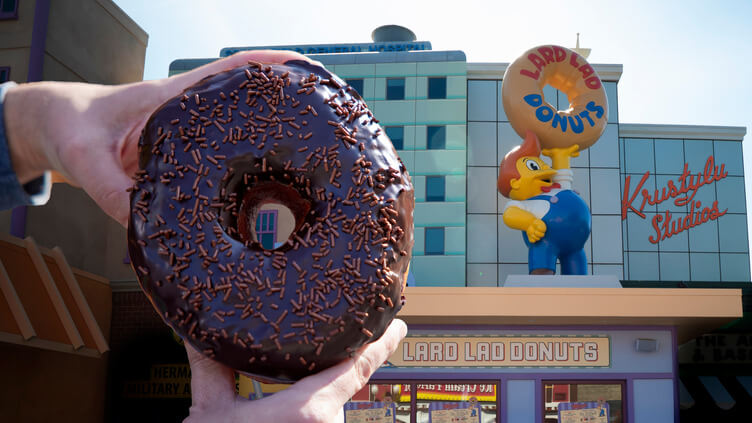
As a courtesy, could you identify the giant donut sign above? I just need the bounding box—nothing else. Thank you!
[502,45,608,150]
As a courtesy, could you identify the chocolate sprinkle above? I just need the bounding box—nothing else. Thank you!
[128,60,413,382]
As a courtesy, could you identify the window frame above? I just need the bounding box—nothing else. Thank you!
[386,77,406,100]
[348,379,502,423]
[427,76,447,99]
[385,126,404,150]
[0,0,19,20]
[256,209,278,249]
[346,78,364,97]
[425,175,446,202]
[424,227,445,256]
[542,379,627,423]
[426,125,446,150]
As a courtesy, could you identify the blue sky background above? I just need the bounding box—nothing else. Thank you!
[114,0,752,266]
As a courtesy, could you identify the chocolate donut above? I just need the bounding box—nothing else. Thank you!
[128,60,414,382]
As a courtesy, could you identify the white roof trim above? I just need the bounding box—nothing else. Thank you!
[467,63,623,82]
[619,123,747,141]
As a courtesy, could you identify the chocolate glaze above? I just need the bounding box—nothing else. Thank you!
[128,60,414,382]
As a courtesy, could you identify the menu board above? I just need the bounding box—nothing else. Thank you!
[558,401,609,423]
[428,401,481,423]
[344,402,396,423]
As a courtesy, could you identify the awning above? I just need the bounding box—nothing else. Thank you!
[679,378,695,410]
[0,233,110,357]
[680,375,752,413]
[699,376,735,410]
[737,376,752,397]
[399,287,742,343]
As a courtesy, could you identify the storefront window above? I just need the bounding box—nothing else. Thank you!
[544,381,624,423]
[346,383,410,422]
[413,382,498,423]
[347,381,498,422]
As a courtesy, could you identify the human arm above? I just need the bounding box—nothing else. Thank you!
[184,319,407,423]
[3,50,317,226]
[503,205,546,243]
[3,50,409,422]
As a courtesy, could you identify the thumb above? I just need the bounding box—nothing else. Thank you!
[185,343,238,409]
[74,152,133,227]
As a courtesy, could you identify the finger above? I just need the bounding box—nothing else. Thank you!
[289,319,407,407]
[185,343,237,410]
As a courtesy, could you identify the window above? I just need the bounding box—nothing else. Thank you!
[544,381,624,423]
[426,176,445,202]
[428,77,447,99]
[346,78,364,96]
[0,67,9,83]
[0,0,18,20]
[385,126,404,150]
[255,209,278,250]
[386,78,405,100]
[427,126,446,149]
[346,381,499,423]
[425,227,445,255]
[345,383,410,422]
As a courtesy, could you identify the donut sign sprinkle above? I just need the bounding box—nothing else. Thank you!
[502,45,608,150]
[498,45,608,275]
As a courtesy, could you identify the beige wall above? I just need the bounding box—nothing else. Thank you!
[0,0,147,280]
[0,0,35,83]
[0,47,31,83]
[25,184,135,281]
[45,0,147,83]
[0,0,35,49]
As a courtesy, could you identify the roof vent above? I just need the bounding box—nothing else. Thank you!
[371,25,416,42]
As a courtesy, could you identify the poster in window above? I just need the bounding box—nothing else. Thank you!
[428,400,481,423]
[344,401,396,423]
[558,401,609,423]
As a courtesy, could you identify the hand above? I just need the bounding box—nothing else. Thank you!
[4,50,315,226]
[184,319,407,423]
[526,219,547,243]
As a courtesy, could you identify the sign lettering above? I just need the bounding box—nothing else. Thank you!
[621,155,729,244]
[220,41,432,57]
[390,336,609,367]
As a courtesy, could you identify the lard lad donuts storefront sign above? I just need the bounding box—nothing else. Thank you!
[621,155,729,244]
[388,336,610,367]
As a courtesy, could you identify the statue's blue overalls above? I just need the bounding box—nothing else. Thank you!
[521,189,591,274]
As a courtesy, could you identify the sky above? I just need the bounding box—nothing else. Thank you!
[114,0,752,264]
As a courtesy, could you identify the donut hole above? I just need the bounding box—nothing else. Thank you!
[246,202,296,250]
[226,181,311,251]
[543,84,571,113]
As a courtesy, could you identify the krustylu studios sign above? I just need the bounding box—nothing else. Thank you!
[621,155,728,244]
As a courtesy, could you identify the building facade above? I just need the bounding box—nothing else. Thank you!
[169,42,749,286]
[138,33,750,423]
[0,0,148,282]
[0,2,147,422]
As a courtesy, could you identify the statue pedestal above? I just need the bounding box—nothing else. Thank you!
[503,274,622,288]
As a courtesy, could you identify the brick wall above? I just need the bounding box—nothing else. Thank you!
[110,291,167,351]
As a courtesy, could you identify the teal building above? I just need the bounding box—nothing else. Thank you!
[169,29,749,287]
